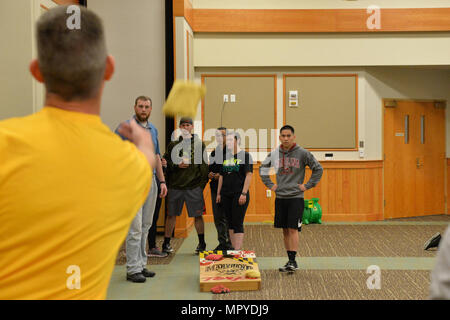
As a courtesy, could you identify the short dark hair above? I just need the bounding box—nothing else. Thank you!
[179,117,193,125]
[135,96,152,106]
[217,127,227,131]
[36,6,107,101]
[280,125,295,134]
[226,131,241,141]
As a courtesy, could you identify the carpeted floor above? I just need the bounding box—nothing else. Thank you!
[115,235,184,265]
[212,215,448,300]
[214,269,431,300]
[242,224,447,257]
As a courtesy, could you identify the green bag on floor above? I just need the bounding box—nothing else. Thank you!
[302,198,322,225]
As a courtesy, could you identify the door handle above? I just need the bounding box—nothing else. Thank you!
[416,158,423,169]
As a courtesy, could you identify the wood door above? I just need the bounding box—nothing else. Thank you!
[384,101,445,219]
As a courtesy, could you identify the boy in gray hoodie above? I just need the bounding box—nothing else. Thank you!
[259,125,323,272]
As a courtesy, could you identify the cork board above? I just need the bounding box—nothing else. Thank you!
[202,75,276,151]
[284,75,357,150]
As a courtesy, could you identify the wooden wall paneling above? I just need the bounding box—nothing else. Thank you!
[199,161,384,228]
[174,205,195,238]
[191,8,450,33]
[303,161,383,221]
[202,163,275,224]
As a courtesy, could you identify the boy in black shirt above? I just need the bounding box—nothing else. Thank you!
[216,132,253,250]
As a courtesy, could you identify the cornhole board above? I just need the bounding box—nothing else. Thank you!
[199,250,261,292]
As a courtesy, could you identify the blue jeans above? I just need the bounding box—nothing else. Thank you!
[126,176,157,275]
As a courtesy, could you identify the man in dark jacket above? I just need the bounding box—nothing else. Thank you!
[162,117,209,254]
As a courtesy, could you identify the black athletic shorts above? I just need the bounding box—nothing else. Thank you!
[274,198,304,229]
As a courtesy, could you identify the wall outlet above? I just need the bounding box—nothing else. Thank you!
[223,94,229,102]
[266,189,271,197]
[230,94,236,102]
[359,149,365,158]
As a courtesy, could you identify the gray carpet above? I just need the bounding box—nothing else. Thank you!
[243,224,447,257]
[214,269,431,300]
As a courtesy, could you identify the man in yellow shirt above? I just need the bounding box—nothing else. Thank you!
[0,6,155,299]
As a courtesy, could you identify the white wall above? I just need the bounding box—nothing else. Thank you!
[194,33,450,68]
[88,0,166,150]
[0,0,34,120]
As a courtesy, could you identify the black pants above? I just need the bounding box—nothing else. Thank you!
[220,192,250,234]
[147,179,162,249]
[274,198,304,229]
[211,191,232,247]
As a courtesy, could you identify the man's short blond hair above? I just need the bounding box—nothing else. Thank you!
[36,6,107,101]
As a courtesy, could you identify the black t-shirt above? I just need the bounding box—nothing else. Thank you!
[220,150,253,195]
[209,146,227,193]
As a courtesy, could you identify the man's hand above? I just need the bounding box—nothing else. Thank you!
[238,194,247,205]
[117,120,155,168]
[160,183,168,198]
[271,185,278,192]
[216,194,221,203]
[208,172,215,180]
[214,173,220,180]
[179,163,189,169]
[298,184,307,192]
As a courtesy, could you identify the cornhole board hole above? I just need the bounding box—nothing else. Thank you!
[199,250,261,292]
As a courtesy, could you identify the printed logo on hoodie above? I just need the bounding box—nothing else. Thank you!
[276,157,300,175]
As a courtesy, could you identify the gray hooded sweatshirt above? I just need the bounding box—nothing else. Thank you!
[259,144,323,199]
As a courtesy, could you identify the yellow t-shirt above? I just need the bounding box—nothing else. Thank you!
[0,106,152,299]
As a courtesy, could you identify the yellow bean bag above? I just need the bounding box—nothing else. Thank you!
[245,270,261,279]
[162,80,206,118]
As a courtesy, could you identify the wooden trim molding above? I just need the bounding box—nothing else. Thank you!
[52,0,80,5]
[173,0,193,28]
[319,160,383,169]
[191,8,450,33]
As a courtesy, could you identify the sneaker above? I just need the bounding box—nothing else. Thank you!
[214,244,228,251]
[148,247,169,258]
[126,273,146,283]
[298,221,302,232]
[195,242,206,255]
[424,232,441,250]
[162,243,174,253]
[279,260,299,272]
[142,268,156,278]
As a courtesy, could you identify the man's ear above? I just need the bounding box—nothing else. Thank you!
[104,55,115,81]
[29,59,44,83]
